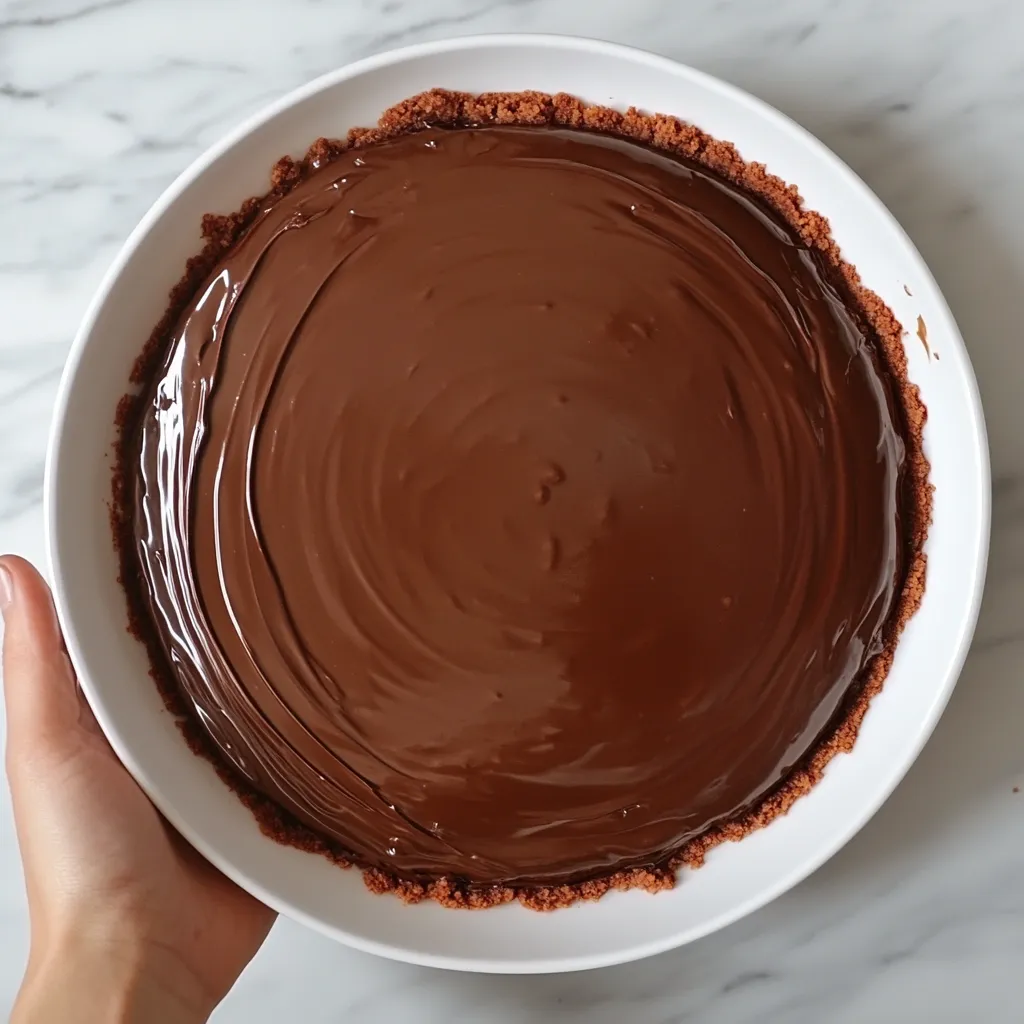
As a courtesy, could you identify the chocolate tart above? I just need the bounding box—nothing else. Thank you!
[114,90,929,910]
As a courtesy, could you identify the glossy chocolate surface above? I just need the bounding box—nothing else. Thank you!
[129,126,906,885]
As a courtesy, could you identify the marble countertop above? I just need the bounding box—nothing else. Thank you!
[1,0,1021,1020]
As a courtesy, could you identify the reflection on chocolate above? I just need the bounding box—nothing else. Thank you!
[128,124,909,888]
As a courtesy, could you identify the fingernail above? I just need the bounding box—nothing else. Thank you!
[0,563,12,614]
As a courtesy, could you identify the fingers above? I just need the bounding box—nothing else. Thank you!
[1,555,92,767]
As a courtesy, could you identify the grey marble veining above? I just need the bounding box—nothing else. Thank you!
[0,1,1021,1020]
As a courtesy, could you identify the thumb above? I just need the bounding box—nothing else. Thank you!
[1,555,95,771]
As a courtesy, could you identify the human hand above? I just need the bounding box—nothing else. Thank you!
[2,556,276,1023]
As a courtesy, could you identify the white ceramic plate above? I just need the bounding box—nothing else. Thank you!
[45,35,989,973]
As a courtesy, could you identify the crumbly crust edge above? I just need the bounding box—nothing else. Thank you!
[112,89,931,912]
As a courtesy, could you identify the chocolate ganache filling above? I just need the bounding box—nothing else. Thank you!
[129,124,908,888]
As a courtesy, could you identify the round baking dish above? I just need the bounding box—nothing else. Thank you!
[45,35,989,973]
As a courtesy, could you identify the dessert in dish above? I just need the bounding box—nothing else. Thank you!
[114,90,928,910]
